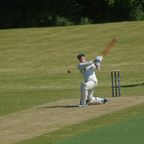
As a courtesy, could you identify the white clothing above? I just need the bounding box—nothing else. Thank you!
[77,61,99,105]
[77,56,107,106]
[80,81,98,105]
[77,61,97,83]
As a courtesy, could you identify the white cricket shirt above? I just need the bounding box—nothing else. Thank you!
[77,61,98,83]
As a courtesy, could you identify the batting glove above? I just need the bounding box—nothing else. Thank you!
[95,56,103,62]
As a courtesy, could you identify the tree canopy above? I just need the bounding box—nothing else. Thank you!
[0,0,144,29]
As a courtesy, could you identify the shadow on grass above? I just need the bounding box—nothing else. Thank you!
[37,105,79,109]
[121,82,144,88]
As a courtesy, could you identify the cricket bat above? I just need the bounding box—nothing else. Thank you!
[100,38,117,57]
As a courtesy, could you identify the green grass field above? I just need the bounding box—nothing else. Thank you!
[56,112,144,144]
[16,103,144,144]
[0,21,144,144]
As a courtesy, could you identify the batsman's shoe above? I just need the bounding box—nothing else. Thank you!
[78,104,87,107]
[86,98,101,105]
[78,101,88,107]
[87,97,108,105]
[95,97,108,104]
[103,98,108,104]
[86,99,90,104]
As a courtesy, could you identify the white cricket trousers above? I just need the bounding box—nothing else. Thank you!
[80,80,98,105]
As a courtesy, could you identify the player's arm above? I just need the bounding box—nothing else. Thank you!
[93,56,103,70]
[78,56,103,71]
[78,61,93,70]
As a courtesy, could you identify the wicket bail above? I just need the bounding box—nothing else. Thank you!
[111,70,121,97]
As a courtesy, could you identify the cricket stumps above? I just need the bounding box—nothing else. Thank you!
[111,70,121,97]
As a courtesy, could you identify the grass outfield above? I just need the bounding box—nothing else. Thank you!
[56,112,144,144]
[0,21,144,116]
[0,21,144,144]
[16,103,144,144]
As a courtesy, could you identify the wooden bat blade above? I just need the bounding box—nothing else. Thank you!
[100,38,117,57]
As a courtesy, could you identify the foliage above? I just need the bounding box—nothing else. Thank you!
[130,0,144,20]
[0,0,144,28]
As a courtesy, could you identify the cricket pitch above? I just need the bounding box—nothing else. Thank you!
[0,96,144,144]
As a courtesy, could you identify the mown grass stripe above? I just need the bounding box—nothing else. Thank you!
[17,103,144,144]
[0,21,144,117]
[56,112,144,144]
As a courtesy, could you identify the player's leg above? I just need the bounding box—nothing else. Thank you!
[79,82,88,106]
[79,81,96,106]
[87,81,98,102]
[87,95,108,105]
[87,82,108,104]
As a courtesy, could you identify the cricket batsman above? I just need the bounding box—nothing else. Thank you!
[77,53,108,107]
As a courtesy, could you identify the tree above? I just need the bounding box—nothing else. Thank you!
[130,0,144,20]
[105,0,144,21]
[0,0,144,29]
